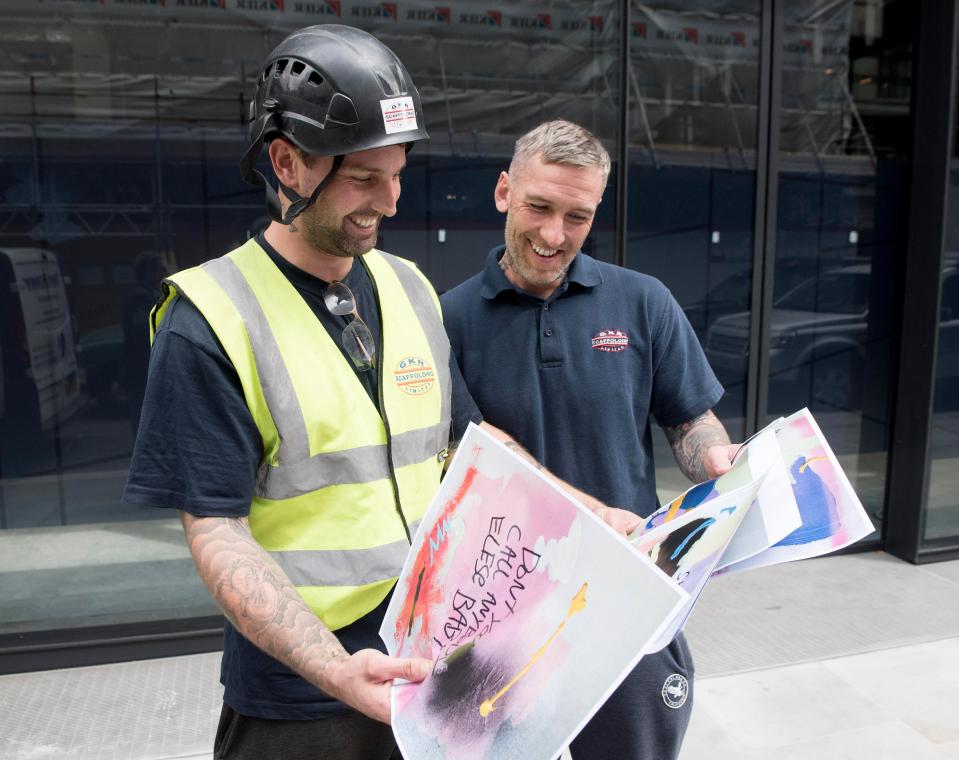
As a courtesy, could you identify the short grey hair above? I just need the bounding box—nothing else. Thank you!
[510,120,611,181]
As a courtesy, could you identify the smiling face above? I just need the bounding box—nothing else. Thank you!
[495,154,606,299]
[295,144,406,258]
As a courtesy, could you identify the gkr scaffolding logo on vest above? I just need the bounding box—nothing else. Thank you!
[394,357,436,395]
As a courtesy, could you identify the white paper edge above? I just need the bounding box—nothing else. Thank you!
[720,408,875,574]
[386,421,691,759]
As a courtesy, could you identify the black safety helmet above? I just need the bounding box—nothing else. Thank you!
[240,25,429,224]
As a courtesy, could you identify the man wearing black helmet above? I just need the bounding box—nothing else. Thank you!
[125,26,637,759]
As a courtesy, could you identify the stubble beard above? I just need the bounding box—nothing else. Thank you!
[295,204,379,259]
[502,216,569,291]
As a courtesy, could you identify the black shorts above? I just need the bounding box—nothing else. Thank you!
[214,703,401,760]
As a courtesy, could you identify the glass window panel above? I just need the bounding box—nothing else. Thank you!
[763,0,916,539]
[924,83,959,540]
[0,3,620,637]
[382,1,622,284]
[624,1,762,498]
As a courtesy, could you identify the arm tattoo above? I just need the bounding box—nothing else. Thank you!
[180,513,347,688]
[663,409,730,483]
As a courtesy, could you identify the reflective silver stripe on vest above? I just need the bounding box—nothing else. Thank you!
[258,421,449,499]
[378,253,452,441]
[201,256,311,465]
[201,249,449,500]
[272,519,422,587]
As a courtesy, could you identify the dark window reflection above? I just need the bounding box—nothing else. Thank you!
[765,0,914,536]
[926,145,959,538]
[0,2,622,635]
[626,1,763,480]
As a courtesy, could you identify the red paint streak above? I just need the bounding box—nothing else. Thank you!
[393,465,480,651]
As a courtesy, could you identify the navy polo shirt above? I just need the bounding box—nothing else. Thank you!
[441,246,723,518]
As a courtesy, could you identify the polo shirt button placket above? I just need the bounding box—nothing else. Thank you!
[539,302,563,364]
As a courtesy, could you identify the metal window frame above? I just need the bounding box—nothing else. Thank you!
[885,0,959,564]
[746,0,784,435]
[615,0,630,267]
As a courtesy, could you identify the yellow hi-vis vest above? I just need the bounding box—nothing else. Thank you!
[151,238,451,631]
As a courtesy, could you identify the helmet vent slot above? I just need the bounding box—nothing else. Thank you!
[308,71,324,87]
[274,59,288,76]
[290,61,307,76]
[374,64,405,97]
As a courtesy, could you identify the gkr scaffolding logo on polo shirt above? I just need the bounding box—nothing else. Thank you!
[394,356,436,395]
[591,329,629,352]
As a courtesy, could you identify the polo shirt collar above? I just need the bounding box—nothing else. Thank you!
[480,245,603,301]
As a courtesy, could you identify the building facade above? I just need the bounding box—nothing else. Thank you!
[1,0,956,672]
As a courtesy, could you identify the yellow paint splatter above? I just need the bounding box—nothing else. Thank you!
[479,583,588,718]
[663,497,684,524]
[799,456,828,473]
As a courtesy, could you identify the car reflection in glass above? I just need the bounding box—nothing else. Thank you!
[705,260,959,412]
[683,260,825,346]
[706,264,872,411]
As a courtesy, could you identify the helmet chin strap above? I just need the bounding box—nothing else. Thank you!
[277,153,344,225]
[239,107,345,224]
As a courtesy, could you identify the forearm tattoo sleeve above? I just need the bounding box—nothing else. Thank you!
[180,513,348,688]
[662,409,731,483]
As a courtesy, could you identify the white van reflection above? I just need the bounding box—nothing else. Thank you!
[0,248,82,429]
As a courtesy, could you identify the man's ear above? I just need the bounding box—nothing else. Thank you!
[268,139,300,191]
[493,171,510,213]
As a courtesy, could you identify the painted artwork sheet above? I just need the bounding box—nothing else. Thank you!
[637,427,801,573]
[722,408,875,573]
[630,477,763,653]
[380,423,687,760]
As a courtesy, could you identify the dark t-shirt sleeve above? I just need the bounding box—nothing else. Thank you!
[449,349,482,442]
[649,283,724,427]
[123,296,263,517]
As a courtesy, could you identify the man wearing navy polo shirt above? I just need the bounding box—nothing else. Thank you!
[441,120,739,760]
